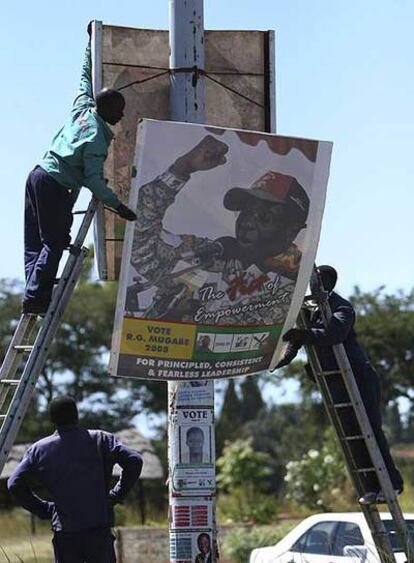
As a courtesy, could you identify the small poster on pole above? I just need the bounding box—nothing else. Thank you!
[110,119,332,380]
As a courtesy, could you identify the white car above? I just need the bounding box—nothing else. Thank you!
[249,512,414,562]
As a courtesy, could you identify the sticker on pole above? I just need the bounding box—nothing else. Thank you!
[110,119,332,380]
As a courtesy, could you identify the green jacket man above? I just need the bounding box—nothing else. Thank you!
[23,25,136,315]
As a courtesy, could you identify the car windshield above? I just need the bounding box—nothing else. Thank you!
[383,520,414,552]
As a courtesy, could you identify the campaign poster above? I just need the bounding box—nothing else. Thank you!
[170,530,215,563]
[174,381,215,408]
[110,119,332,380]
[169,498,216,563]
[170,408,215,497]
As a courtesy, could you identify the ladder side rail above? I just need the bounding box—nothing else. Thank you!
[0,246,89,470]
[0,198,97,472]
[329,336,413,562]
[0,198,98,392]
[300,315,367,493]
[317,295,413,562]
[298,310,396,563]
[0,316,37,389]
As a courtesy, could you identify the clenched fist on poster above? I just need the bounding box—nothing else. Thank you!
[171,135,229,177]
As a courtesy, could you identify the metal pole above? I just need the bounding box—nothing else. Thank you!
[168,2,216,562]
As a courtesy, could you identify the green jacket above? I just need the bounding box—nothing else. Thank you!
[40,43,120,208]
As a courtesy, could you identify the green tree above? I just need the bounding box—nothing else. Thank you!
[217,438,275,523]
[0,278,23,364]
[242,401,328,494]
[351,287,414,405]
[384,402,403,444]
[0,250,168,442]
[216,379,242,455]
[239,376,265,422]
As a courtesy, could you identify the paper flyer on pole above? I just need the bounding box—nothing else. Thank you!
[110,119,332,380]
[169,498,216,563]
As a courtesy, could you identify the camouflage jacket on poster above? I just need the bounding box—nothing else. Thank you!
[127,168,301,326]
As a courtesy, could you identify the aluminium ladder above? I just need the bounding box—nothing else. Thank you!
[298,268,413,563]
[0,199,97,475]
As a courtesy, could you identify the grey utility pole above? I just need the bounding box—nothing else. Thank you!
[168,2,217,562]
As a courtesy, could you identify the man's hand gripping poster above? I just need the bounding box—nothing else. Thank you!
[110,120,332,380]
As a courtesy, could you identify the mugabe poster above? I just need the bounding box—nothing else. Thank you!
[110,120,332,380]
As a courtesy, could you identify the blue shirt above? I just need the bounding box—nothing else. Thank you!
[282,291,371,378]
[7,426,142,532]
[40,43,121,208]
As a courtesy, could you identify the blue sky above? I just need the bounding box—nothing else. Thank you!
[1,1,412,434]
[2,0,414,299]
[1,0,413,297]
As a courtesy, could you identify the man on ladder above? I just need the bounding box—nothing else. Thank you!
[277,264,404,505]
[23,23,136,315]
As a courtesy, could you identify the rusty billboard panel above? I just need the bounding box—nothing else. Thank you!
[93,25,276,280]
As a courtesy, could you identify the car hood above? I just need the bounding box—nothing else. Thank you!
[250,545,285,563]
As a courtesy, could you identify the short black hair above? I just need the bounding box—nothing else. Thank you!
[95,88,125,112]
[318,265,338,292]
[49,395,78,427]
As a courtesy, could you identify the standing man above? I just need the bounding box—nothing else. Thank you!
[278,265,403,504]
[23,23,136,315]
[8,395,143,563]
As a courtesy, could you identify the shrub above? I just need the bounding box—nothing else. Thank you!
[217,489,277,525]
[284,428,348,510]
[217,438,275,524]
[222,524,293,563]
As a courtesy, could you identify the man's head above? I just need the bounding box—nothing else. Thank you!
[224,171,309,259]
[318,265,338,292]
[186,426,204,463]
[96,88,125,125]
[49,395,78,427]
[197,533,211,554]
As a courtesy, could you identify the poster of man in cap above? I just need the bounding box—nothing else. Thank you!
[110,120,332,380]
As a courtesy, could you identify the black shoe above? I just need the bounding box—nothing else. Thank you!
[359,488,403,505]
[22,301,49,316]
[375,488,403,503]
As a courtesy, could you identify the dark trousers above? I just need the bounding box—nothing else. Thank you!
[357,364,403,491]
[53,528,116,563]
[328,361,403,492]
[24,166,73,306]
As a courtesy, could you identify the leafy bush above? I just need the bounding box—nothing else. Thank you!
[217,489,277,525]
[217,438,275,523]
[222,524,293,563]
[217,438,272,491]
[284,427,348,510]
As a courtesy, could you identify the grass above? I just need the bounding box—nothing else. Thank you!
[1,479,413,563]
[0,509,53,563]
[0,536,52,563]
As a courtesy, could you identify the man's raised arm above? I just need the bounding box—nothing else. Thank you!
[72,26,94,113]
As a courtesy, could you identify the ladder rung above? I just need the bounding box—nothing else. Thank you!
[13,345,34,352]
[0,379,20,386]
[317,370,342,377]
[354,467,376,473]
[0,414,6,420]
[343,435,364,441]
[73,210,88,215]
[333,402,353,408]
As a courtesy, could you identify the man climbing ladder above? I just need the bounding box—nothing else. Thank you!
[279,265,404,503]
[23,23,136,315]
